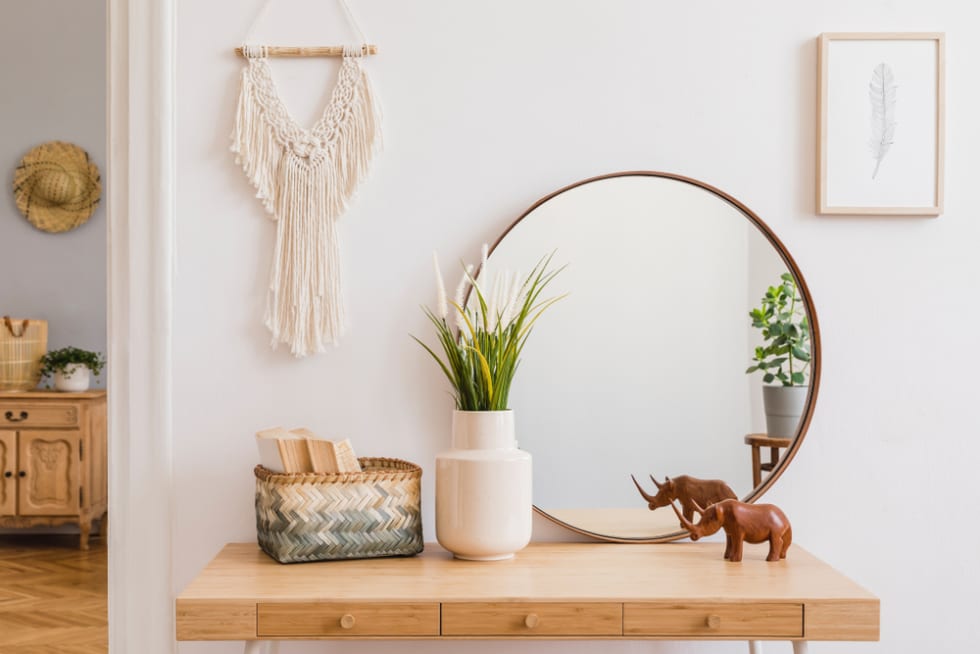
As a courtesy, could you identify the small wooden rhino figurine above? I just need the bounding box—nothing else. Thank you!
[671,498,792,563]
[631,474,737,528]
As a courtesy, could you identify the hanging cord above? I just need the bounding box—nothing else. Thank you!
[337,0,368,46]
[243,0,369,54]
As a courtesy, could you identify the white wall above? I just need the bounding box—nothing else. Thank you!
[175,1,978,653]
[0,0,107,386]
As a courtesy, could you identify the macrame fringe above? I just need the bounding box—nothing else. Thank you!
[232,58,382,356]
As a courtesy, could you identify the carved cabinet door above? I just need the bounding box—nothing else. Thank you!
[17,430,79,516]
[0,431,15,516]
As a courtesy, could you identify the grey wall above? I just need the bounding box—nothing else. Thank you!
[0,0,106,388]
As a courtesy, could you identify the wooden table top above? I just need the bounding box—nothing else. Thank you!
[179,541,876,604]
[177,542,878,642]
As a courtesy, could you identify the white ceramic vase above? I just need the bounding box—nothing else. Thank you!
[435,410,532,561]
[54,364,91,392]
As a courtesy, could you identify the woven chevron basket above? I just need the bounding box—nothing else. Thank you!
[255,458,423,563]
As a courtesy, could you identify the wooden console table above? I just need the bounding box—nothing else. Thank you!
[176,542,878,653]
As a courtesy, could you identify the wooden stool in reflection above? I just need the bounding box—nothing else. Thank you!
[744,433,792,487]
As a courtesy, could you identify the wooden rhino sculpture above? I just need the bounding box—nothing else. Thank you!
[670,498,792,562]
[631,474,737,528]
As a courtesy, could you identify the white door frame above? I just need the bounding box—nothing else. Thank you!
[107,0,176,652]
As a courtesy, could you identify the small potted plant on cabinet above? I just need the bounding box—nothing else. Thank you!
[745,273,811,439]
[39,347,106,392]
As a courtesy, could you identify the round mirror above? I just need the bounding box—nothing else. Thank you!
[486,172,821,542]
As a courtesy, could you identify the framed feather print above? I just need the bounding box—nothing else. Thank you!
[818,33,945,216]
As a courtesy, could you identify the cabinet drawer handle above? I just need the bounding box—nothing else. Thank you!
[18,471,26,478]
[4,411,28,423]
[705,614,721,630]
[3,471,11,478]
[339,614,356,629]
[524,613,540,629]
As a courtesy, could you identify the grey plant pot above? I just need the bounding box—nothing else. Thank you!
[761,385,808,439]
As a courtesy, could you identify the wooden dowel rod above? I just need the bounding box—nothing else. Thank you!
[234,45,378,57]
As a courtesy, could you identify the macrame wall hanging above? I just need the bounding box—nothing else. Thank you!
[232,0,381,357]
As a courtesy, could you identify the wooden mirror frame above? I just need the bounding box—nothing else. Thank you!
[488,171,822,543]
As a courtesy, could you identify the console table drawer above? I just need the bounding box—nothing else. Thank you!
[1,404,79,428]
[442,602,622,636]
[257,602,440,637]
[624,603,803,637]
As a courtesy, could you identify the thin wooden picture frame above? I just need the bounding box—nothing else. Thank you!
[817,32,945,216]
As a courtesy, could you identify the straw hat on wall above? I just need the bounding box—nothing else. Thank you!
[13,141,102,233]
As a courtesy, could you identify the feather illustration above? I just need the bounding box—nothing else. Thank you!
[868,62,897,179]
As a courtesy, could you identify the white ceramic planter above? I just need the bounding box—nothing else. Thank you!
[435,410,532,561]
[54,364,91,392]
[762,385,808,439]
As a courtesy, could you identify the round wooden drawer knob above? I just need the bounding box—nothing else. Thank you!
[340,614,356,629]
[524,613,540,629]
[705,614,721,629]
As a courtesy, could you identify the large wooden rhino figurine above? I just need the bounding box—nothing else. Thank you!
[671,498,792,562]
[631,474,737,527]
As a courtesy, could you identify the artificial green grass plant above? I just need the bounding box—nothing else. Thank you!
[413,248,565,411]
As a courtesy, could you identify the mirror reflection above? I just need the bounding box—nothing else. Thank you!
[485,173,816,541]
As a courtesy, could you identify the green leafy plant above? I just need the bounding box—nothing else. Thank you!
[745,273,810,386]
[413,248,565,411]
[39,347,107,380]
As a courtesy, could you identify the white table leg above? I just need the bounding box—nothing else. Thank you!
[748,639,809,653]
[243,641,279,654]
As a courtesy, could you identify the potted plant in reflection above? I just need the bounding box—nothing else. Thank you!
[745,273,811,439]
[413,246,564,561]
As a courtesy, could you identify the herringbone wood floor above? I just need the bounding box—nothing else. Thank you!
[0,534,106,653]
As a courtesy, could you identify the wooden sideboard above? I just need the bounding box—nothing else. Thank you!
[0,390,107,549]
[177,541,878,653]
